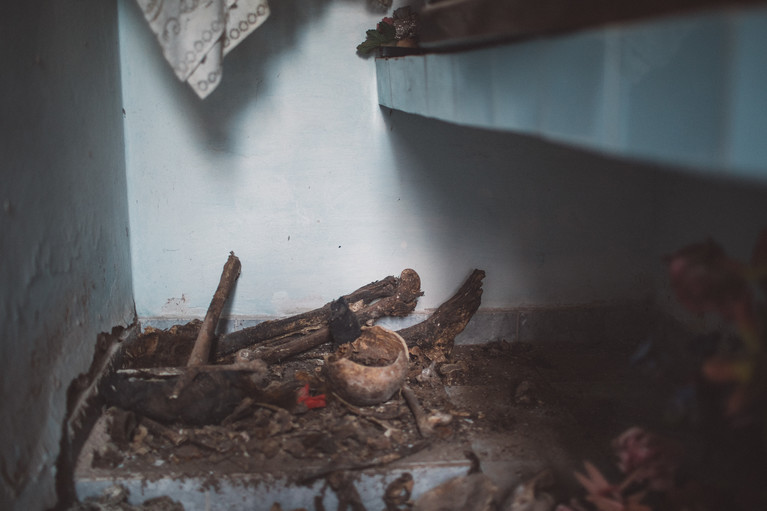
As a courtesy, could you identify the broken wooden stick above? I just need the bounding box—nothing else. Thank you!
[215,269,423,363]
[398,269,485,357]
[333,392,399,436]
[187,252,241,366]
[214,273,404,357]
[401,385,451,438]
[168,252,242,399]
[401,385,434,437]
[218,267,482,365]
[102,253,268,424]
[356,268,423,324]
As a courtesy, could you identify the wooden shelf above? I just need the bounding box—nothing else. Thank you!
[419,0,766,49]
[378,4,767,181]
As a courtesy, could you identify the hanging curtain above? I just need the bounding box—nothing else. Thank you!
[135,0,270,99]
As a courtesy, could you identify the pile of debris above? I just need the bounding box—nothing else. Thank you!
[78,253,495,509]
[66,233,767,510]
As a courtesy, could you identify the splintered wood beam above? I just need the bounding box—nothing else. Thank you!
[357,268,423,322]
[222,269,424,363]
[235,268,482,364]
[398,269,485,357]
[419,0,765,48]
[214,269,423,360]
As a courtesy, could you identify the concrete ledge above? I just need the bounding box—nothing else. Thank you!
[377,4,767,181]
[76,464,470,510]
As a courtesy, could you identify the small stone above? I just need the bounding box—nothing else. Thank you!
[515,381,535,405]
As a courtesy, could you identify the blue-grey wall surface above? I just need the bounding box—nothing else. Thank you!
[119,0,767,328]
[0,1,134,509]
[119,0,661,322]
[3,1,767,508]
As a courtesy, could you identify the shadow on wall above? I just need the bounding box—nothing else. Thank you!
[126,0,398,152]
[650,163,767,317]
[124,0,347,151]
[381,108,767,306]
[190,0,331,148]
[381,108,661,305]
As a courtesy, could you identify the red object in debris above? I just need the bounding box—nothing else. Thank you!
[297,383,326,409]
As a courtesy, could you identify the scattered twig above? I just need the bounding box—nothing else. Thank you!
[117,359,267,380]
[215,273,405,357]
[398,269,484,357]
[401,385,434,437]
[333,392,399,436]
[140,416,188,446]
[253,401,287,413]
[297,440,431,485]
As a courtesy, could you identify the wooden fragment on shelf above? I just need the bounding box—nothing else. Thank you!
[214,272,408,358]
[398,269,485,357]
[220,269,424,363]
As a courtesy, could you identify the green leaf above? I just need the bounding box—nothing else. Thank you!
[356,24,397,54]
[378,21,396,41]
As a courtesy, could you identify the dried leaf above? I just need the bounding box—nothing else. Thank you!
[574,461,613,496]
[574,461,652,511]
[613,427,681,491]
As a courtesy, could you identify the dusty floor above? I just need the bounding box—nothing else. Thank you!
[74,333,765,510]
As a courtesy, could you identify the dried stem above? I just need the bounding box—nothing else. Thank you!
[333,392,398,435]
[401,385,433,437]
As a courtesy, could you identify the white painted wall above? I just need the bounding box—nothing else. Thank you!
[119,0,663,321]
[0,2,763,509]
[0,2,134,509]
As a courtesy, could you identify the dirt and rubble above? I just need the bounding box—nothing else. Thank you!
[74,329,767,511]
[74,331,663,509]
[66,251,767,510]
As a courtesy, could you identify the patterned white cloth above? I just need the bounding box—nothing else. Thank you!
[136,0,270,99]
